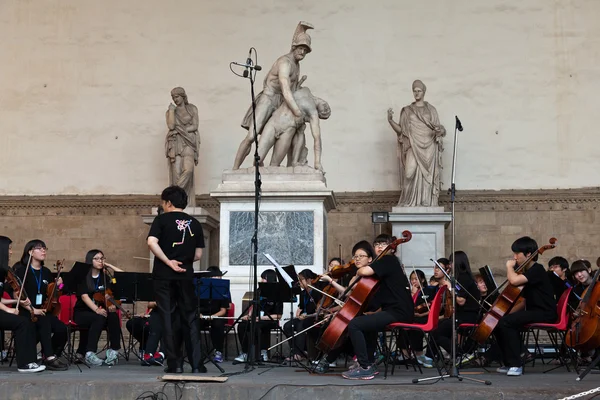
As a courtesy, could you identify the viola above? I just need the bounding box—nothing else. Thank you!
[5,268,37,322]
[42,259,64,317]
[93,287,132,319]
[472,237,557,344]
[565,269,600,351]
[314,260,357,314]
[317,231,412,353]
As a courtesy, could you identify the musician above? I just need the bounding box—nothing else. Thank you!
[425,251,480,366]
[235,269,283,363]
[282,269,323,360]
[408,269,436,366]
[327,257,354,288]
[493,236,557,376]
[0,236,46,373]
[197,266,229,364]
[125,301,165,366]
[339,240,413,380]
[429,258,450,287]
[570,260,594,310]
[13,240,68,371]
[73,249,123,366]
[547,256,573,299]
[147,185,206,374]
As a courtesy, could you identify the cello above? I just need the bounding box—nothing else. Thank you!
[565,268,600,351]
[472,237,557,344]
[316,231,412,353]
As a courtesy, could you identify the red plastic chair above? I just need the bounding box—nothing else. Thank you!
[524,287,575,373]
[385,285,447,377]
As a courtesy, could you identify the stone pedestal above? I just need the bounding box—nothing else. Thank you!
[389,206,452,278]
[210,166,336,317]
[141,207,219,272]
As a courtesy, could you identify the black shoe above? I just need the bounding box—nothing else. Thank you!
[192,365,207,373]
[44,358,68,371]
[164,366,183,373]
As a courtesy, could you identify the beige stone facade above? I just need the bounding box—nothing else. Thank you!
[2,188,597,277]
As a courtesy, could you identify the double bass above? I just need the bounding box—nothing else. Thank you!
[565,268,600,351]
[317,231,412,353]
[472,237,557,344]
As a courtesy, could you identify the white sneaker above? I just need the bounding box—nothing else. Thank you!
[18,363,46,373]
[328,361,337,367]
[506,367,523,376]
[234,353,247,362]
[105,349,119,366]
[85,351,104,366]
[496,366,509,373]
[260,350,268,362]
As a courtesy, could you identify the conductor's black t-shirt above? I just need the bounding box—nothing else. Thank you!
[147,211,205,280]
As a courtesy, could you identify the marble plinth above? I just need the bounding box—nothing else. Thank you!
[389,206,452,278]
[141,207,219,272]
[211,166,336,318]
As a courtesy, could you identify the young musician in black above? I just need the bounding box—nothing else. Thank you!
[235,269,283,362]
[340,240,413,380]
[547,256,573,299]
[73,249,123,366]
[147,185,206,373]
[197,266,229,364]
[493,236,557,376]
[282,269,323,360]
[13,239,68,371]
[0,236,45,373]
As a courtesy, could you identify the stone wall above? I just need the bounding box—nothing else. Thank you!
[2,187,598,276]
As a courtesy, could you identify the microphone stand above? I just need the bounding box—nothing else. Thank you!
[413,117,491,386]
[231,48,262,369]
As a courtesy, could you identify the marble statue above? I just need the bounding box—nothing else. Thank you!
[232,21,314,170]
[166,87,200,207]
[257,86,330,172]
[387,80,446,207]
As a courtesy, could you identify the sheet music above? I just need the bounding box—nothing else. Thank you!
[264,253,293,288]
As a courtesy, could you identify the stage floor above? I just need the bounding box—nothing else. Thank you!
[0,358,597,400]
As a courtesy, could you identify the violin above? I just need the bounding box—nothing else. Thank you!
[5,268,37,322]
[42,260,64,317]
[313,260,357,314]
[93,287,131,319]
[565,269,600,351]
[472,237,557,344]
[317,231,412,353]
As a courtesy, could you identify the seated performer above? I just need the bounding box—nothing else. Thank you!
[13,239,68,371]
[282,269,322,360]
[429,258,450,288]
[493,236,557,376]
[0,236,46,373]
[547,256,573,299]
[73,249,123,366]
[235,269,283,363]
[406,269,437,365]
[425,251,480,367]
[197,266,229,364]
[316,240,414,380]
[125,301,165,366]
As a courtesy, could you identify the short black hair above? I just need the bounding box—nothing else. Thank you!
[261,269,277,283]
[548,256,569,271]
[328,257,342,265]
[571,260,590,275]
[373,234,395,245]
[437,257,449,267]
[352,241,374,259]
[161,185,188,209]
[511,236,539,261]
[299,269,317,281]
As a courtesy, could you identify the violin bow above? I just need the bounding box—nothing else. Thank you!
[431,258,490,310]
[307,284,344,307]
[16,252,33,308]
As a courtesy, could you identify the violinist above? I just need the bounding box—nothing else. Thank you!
[327,257,354,288]
[429,258,450,287]
[493,236,557,377]
[0,236,45,373]
[547,256,573,299]
[282,269,323,361]
[408,269,436,366]
[13,240,68,371]
[73,249,123,366]
[318,240,413,380]
[426,251,480,366]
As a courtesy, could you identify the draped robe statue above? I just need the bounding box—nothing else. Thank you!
[388,80,445,207]
[166,87,200,207]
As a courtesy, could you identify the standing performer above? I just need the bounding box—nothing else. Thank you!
[0,236,45,373]
[13,240,68,371]
[73,249,123,366]
[493,236,557,376]
[147,185,206,373]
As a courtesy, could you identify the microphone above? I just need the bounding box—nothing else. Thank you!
[455,116,463,132]
[232,61,262,71]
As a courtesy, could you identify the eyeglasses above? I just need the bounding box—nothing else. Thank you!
[353,254,370,260]
[93,257,106,261]
[373,242,389,247]
[33,246,48,252]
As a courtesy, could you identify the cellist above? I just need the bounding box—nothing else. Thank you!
[315,240,413,380]
[493,236,557,376]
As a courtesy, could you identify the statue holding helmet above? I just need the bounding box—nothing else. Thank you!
[232,22,317,170]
